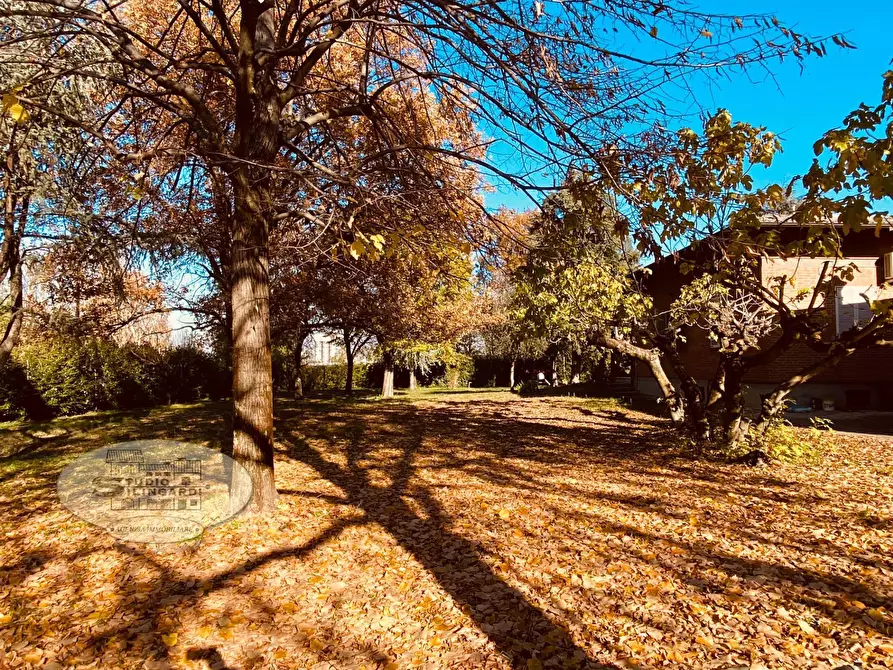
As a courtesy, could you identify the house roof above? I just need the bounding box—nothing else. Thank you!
[645,213,893,272]
[106,449,145,463]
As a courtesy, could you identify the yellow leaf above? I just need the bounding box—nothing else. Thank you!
[0,613,12,626]
[23,650,42,664]
[498,509,511,520]
[6,102,29,125]
[867,608,885,621]
[274,649,288,659]
[797,619,816,635]
[309,637,325,652]
[694,635,713,647]
[667,648,685,662]
[527,659,543,670]
[161,632,178,647]
[349,239,365,259]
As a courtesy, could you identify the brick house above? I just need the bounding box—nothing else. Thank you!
[633,222,893,410]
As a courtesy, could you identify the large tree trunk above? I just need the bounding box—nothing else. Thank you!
[226,1,283,514]
[382,349,395,398]
[509,358,516,389]
[229,180,276,514]
[409,369,417,390]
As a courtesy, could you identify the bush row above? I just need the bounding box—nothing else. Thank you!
[300,363,372,392]
[0,339,228,421]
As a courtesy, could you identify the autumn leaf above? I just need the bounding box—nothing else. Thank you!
[349,239,365,259]
[161,632,178,647]
[2,92,29,124]
[797,619,817,635]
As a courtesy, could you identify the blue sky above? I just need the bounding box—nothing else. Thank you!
[486,0,893,211]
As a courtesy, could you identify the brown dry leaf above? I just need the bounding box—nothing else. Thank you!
[1,392,891,669]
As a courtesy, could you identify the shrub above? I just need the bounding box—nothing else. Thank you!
[431,352,474,388]
[2,338,228,420]
[0,359,50,421]
[16,338,153,415]
[300,363,371,392]
[514,379,540,396]
[160,345,229,403]
[739,415,833,463]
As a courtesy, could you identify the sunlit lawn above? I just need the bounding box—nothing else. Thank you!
[1,391,891,669]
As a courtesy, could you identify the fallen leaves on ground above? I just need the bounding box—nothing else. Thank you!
[0,392,891,669]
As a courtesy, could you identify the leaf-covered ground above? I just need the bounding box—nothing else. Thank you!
[1,390,892,669]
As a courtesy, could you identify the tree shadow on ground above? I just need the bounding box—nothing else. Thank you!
[279,404,618,669]
[2,395,891,668]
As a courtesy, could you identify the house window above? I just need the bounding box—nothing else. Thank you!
[835,286,876,335]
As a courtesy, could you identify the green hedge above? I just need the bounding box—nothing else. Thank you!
[0,339,228,421]
[300,363,371,392]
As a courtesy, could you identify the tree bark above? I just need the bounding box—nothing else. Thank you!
[293,329,308,399]
[0,144,25,369]
[229,179,276,514]
[509,358,516,389]
[719,357,747,446]
[0,246,23,369]
[753,346,851,435]
[655,337,709,441]
[382,349,395,398]
[409,368,417,390]
[591,332,686,425]
[224,0,284,514]
[751,309,893,436]
[346,350,355,394]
